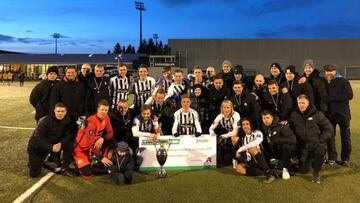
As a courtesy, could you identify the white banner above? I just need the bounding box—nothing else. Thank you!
[139,134,217,171]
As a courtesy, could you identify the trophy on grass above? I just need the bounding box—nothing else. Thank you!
[153,139,172,178]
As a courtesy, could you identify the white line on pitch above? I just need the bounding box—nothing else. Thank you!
[0,125,35,130]
[12,172,55,203]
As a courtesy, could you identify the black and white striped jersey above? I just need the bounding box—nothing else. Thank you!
[110,75,130,109]
[172,108,202,135]
[237,130,263,161]
[131,115,159,137]
[156,77,172,92]
[209,112,240,138]
[165,82,187,101]
[132,76,156,109]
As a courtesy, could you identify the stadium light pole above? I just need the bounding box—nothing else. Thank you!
[52,33,61,54]
[135,1,145,49]
[153,33,159,44]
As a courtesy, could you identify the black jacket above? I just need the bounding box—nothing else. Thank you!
[281,77,315,106]
[270,71,285,85]
[208,86,231,117]
[289,105,333,145]
[109,109,135,141]
[219,71,235,90]
[230,90,261,128]
[29,79,58,121]
[261,117,296,146]
[326,77,353,120]
[110,150,135,173]
[50,77,85,119]
[305,69,328,112]
[86,76,111,115]
[28,114,72,151]
[263,91,293,121]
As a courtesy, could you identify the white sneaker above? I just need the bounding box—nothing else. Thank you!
[282,168,290,180]
[232,159,238,169]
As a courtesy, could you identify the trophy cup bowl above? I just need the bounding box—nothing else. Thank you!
[153,140,171,178]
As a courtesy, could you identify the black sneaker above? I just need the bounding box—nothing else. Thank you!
[263,174,276,184]
[311,173,320,184]
[62,168,76,177]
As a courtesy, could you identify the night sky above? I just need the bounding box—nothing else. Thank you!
[0,0,359,53]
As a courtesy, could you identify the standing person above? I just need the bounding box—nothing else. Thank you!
[50,66,86,138]
[156,67,172,92]
[190,84,210,134]
[19,72,26,87]
[172,94,202,137]
[261,110,296,180]
[234,118,276,184]
[209,100,241,167]
[324,64,353,166]
[164,69,188,101]
[77,63,93,87]
[110,64,130,110]
[150,89,174,135]
[300,59,328,113]
[86,64,111,115]
[249,74,267,107]
[30,66,59,122]
[263,80,293,122]
[27,103,73,178]
[280,65,314,106]
[7,71,13,86]
[289,94,333,183]
[219,60,235,90]
[131,64,156,115]
[205,66,216,87]
[208,75,231,122]
[269,63,285,85]
[230,81,261,129]
[73,100,114,179]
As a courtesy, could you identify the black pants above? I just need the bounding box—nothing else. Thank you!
[28,142,73,178]
[299,144,326,175]
[215,126,239,167]
[327,115,351,161]
[20,80,24,86]
[268,144,294,169]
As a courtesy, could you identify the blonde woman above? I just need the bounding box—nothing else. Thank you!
[209,100,240,167]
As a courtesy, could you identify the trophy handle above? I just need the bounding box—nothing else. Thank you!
[166,139,172,151]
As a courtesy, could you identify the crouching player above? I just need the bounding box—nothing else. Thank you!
[209,100,240,167]
[109,141,135,185]
[234,117,276,184]
[74,100,114,179]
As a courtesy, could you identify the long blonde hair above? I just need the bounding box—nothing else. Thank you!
[220,100,234,117]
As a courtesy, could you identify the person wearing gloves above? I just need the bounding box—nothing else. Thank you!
[234,117,276,184]
[209,100,240,167]
[172,94,202,137]
[132,104,160,140]
[109,141,135,185]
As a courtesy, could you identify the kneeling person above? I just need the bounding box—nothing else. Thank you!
[27,102,73,178]
[74,100,114,179]
[109,141,135,185]
[261,110,296,180]
[234,118,276,184]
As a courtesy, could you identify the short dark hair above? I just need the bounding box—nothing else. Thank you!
[155,88,166,95]
[267,80,278,87]
[140,104,152,113]
[138,64,148,70]
[181,94,191,100]
[193,65,202,71]
[54,102,67,109]
[118,64,128,69]
[240,117,253,130]
[97,99,110,108]
[261,110,274,117]
[65,66,76,72]
[297,94,310,101]
[213,75,223,81]
[233,80,244,87]
[174,69,183,74]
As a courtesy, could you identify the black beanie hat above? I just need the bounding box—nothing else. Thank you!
[46,66,59,75]
[285,65,297,75]
[234,65,244,75]
[270,63,281,71]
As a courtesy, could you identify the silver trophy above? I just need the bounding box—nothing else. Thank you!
[153,139,172,178]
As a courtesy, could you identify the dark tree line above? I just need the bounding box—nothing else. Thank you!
[108,38,171,55]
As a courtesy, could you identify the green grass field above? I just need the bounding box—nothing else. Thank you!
[1,81,360,203]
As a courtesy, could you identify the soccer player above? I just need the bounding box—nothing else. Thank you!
[209,100,241,167]
[132,104,160,140]
[110,64,131,109]
[172,94,202,137]
[234,117,276,184]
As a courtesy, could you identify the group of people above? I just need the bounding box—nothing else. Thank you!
[27,59,353,185]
